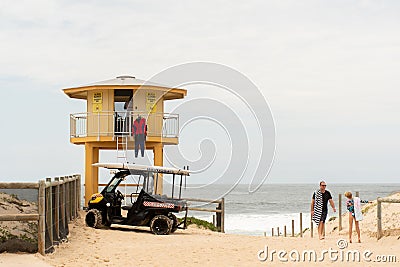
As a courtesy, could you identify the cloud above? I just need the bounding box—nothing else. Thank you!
[0,1,399,182]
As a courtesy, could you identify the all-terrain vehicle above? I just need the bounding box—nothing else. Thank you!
[85,163,189,235]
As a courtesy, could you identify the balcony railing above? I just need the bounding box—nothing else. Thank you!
[70,112,179,139]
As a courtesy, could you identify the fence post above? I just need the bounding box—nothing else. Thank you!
[356,191,359,197]
[221,198,225,233]
[71,176,75,220]
[67,176,71,221]
[38,180,46,255]
[216,202,221,232]
[70,176,74,220]
[68,176,73,222]
[60,177,66,239]
[377,198,382,240]
[77,174,81,215]
[291,220,295,237]
[339,194,342,231]
[74,175,78,218]
[65,176,69,222]
[45,178,53,248]
[300,213,303,237]
[277,227,280,237]
[271,228,274,236]
[70,177,74,220]
[284,225,287,237]
[54,177,60,242]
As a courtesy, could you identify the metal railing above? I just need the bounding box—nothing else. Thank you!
[70,112,179,139]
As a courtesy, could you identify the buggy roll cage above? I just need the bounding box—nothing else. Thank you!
[93,163,190,199]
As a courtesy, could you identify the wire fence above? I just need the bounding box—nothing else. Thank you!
[0,175,81,255]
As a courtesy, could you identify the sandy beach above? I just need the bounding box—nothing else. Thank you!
[1,193,399,266]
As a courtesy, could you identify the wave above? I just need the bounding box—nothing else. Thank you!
[189,212,316,236]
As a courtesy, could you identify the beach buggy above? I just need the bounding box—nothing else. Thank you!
[85,163,189,235]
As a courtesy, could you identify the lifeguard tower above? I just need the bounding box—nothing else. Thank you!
[63,75,187,204]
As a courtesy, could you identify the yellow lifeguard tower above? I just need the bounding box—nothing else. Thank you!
[63,75,187,204]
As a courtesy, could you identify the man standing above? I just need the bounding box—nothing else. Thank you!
[311,181,336,240]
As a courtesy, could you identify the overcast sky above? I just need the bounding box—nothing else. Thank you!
[0,0,399,184]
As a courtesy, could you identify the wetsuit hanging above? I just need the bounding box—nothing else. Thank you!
[133,116,147,157]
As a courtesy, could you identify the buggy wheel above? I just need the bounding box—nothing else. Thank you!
[150,215,172,235]
[169,214,179,233]
[85,209,103,229]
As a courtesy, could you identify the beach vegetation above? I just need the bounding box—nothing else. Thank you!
[0,227,17,242]
[9,193,20,200]
[362,203,377,214]
[20,222,38,239]
[18,233,37,244]
[0,224,37,244]
[180,217,218,231]
[294,228,309,237]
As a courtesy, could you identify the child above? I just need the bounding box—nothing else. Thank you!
[344,191,372,243]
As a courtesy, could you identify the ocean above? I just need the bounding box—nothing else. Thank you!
[2,183,399,237]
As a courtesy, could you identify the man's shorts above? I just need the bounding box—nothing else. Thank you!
[320,210,328,223]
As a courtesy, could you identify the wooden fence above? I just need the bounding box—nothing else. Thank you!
[377,197,400,240]
[269,213,306,238]
[0,175,81,255]
[185,197,225,233]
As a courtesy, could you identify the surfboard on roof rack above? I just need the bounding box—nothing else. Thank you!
[92,162,190,176]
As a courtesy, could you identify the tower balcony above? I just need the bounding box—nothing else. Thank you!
[69,111,179,145]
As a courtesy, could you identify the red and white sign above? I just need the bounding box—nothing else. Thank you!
[143,201,174,209]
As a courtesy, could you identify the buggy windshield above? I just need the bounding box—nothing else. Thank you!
[105,177,121,193]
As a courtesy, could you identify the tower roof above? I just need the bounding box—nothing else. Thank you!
[63,75,186,100]
[85,75,166,87]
